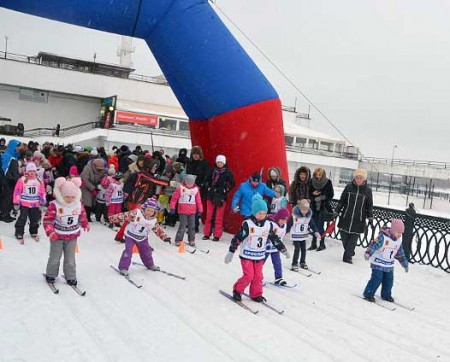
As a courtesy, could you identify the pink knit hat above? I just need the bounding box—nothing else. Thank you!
[390,219,405,234]
[55,177,82,197]
[273,208,291,222]
[69,165,79,176]
[26,162,37,172]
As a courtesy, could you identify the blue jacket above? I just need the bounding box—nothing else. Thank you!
[231,179,276,217]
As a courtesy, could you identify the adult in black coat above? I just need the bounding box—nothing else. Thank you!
[176,148,190,166]
[403,203,417,261]
[335,168,373,264]
[289,166,311,205]
[308,168,334,251]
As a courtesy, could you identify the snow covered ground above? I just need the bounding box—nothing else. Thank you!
[1,219,449,362]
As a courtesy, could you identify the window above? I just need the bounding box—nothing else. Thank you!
[179,121,190,131]
[159,118,177,130]
[285,135,294,146]
[295,137,307,147]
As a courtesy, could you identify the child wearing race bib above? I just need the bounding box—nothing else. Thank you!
[363,219,409,303]
[43,177,90,286]
[224,194,290,302]
[286,199,321,271]
[109,196,171,276]
[13,162,46,243]
[95,173,109,223]
[106,171,124,227]
[268,184,288,214]
[266,208,291,286]
[170,174,203,247]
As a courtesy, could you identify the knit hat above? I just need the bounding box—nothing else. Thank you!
[251,194,268,216]
[353,168,367,180]
[298,199,310,210]
[114,171,123,180]
[55,177,82,198]
[216,155,226,164]
[93,159,105,170]
[273,208,291,223]
[390,219,405,234]
[274,184,285,195]
[107,164,116,176]
[128,154,138,163]
[90,149,99,157]
[26,162,37,172]
[184,174,196,185]
[250,172,261,182]
[142,196,158,210]
[69,165,79,176]
[73,145,84,153]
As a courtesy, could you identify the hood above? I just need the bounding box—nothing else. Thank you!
[293,206,312,218]
[1,139,21,173]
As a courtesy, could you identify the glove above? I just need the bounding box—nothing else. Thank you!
[164,238,171,244]
[96,184,103,190]
[170,209,176,215]
[83,225,91,232]
[281,249,290,259]
[196,211,202,217]
[232,206,240,214]
[49,232,58,241]
[13,204,20,211]
[364,253,370,261]
[40,198,46,206]
[91,189,98,197]
[314,232,322,239]
[224,251,234,264]
[404,265,409,273]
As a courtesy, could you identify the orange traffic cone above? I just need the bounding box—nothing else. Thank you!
[132,244,139,254]
[75,243,79,254]
[0,238,3,250]
[178,241,185,254]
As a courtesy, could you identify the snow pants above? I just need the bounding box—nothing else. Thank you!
[118,236,154,271]
[175,214,195,243]
[15,206,41,236]
[341,231,360,262]
[264,252,282,279]
[46,238,77,280]
[108,203,122,219]
[363,268,394,299]
[203,200,226,239]
[95,202,108,222]
[292,240,306,266]
[233,258,264,298]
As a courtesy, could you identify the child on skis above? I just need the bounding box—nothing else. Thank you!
[363,219,409,303]
[224,194,290,302]
[287,199,321,271]
[109,196,171,275]
[13,162,47,243]
[268,185,288,214]
[95,174,109,223]
[106,171,124,228]
[43,177,90,285]
[266,208,291,286]
[170,174,203,247]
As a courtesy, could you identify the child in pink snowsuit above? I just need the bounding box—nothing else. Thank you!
[106,171,124,222]
[224,194,290,302]
[13,162,46,242]
[110,196,171,276]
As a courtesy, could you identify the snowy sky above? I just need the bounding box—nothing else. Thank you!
[1,0,450,162]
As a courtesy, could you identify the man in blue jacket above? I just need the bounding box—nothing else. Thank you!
[231,172,276,218]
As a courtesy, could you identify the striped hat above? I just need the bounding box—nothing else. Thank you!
[142,196,159,211]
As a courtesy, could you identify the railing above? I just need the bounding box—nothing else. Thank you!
[23,121,100,138]
[286,145,359,161]
[362,156,450,170]
[328,201,450,273]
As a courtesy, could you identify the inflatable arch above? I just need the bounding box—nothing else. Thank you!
[0,0,288,231]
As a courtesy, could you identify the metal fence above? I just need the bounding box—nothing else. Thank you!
[328,201,450,273]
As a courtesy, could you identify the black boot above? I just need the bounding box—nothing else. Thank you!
[308,236,317,251]
[232,290,242,301]
[316,237,326,251]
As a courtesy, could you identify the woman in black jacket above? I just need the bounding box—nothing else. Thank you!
[308,167,334,251]
[335,168,373,264]
[202,155,235,241]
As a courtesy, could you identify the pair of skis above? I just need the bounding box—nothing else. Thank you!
[183,242,210,254]
[219,290,284,315]
[354,294,415,311]
[286,266,321,278]
[43,274,86,296]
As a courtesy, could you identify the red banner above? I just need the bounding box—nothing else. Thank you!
[115,111,158,126]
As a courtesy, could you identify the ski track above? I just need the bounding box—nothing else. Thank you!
[1,221,448,361]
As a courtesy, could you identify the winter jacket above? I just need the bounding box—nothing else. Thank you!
[309,178,334,213]
[335,181,373,234]
[186,158,210,191]
[289,166,311,205]
[80,160,105,208]
[204,166,235,203]
[231,179,276,217]
[13,175,46,208]
[265,167,287,195]
[170,182,203,215]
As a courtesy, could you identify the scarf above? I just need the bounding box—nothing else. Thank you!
[211,167,226,187]
[311,176,328,190]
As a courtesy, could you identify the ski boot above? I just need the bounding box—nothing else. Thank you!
[291,265,299,272]
[300,263,309,270]
[212,237,220,242]
[16,234,24,244]
[274,278,287,286]
[202,235,210,240]
[148,265,160,271]
[364,296,375,303]
[31,234,40,242]
[119,269,129,276]
[66,279,77,286]
[232,290,242,302]
[382,296,395,303]
[45,275,56,283]
[251,295,267,303]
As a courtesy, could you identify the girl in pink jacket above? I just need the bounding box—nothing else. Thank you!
[170,174,203,246]
[13,162,46,243]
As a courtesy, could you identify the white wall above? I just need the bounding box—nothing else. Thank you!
[0,84,101,129]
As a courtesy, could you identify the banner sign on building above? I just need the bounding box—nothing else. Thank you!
[115,111,158,126]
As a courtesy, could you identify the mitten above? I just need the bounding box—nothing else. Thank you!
[404,265,409,273]
[96,184,103,190]
[91,189,98,197]
[224,251,234,264]
[281,249,290,259]
[364,253,370,261]
[170,209,176,215]
[164,238,171,244]
[314,232,322,239]
[49,232,58,241]
[13,204,20,211]
[83,225,91,232]
[196,211,202,217]
[232,206,240,214]
[40,198,46,206]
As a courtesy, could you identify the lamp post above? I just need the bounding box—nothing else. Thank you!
[391,145,398,165]
[4,36,8,59]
